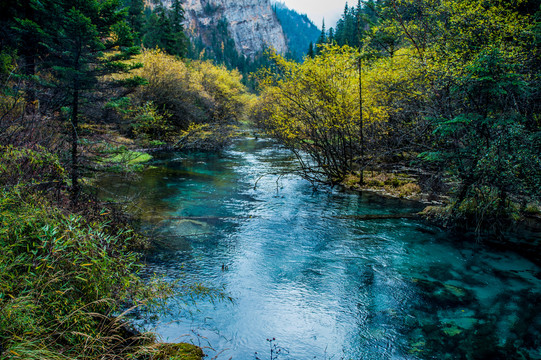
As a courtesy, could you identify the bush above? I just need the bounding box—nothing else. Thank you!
[130,101,173,140]
[0,145,65,188]
[190,61,247,123]
[254,45,360,182]
[114,49,249,141]
[0,188,153,359]
[124,49,211,129]
[175,123,238,151]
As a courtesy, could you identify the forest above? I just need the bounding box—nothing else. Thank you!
[0,0,540,359]
[259,0,541,231]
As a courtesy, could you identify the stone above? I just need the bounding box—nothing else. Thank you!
[155,343,204,360]
[150,0,288,59]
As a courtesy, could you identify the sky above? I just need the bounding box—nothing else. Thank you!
[279,0,351,28]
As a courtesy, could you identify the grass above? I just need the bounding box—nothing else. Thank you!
[97,149,153,173]
[0,146,204,359]
[0,187,153,359]
[342,171,422,199]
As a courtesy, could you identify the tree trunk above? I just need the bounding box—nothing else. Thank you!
[357,11,364,185]
[71,89,80,206]
[358,54,364,185]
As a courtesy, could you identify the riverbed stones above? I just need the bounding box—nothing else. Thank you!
[413,278,474,308]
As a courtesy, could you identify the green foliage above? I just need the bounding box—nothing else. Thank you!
[122,49,249,135]
[9,0,143,203]
[307,42,315,58]
[316,0,377,52]
[191,61,248,123]
[175,123,239,151]
[372,0,541,228]
[142,1,188,57]
[258,0,540,231]
[0,146,65,188]
[126,0,145,41]
[0,48,16,77]
[255,45,360,181]
[0,187,151,359]
[131,101,174,140]
[126,49,209,129]
[184,9,275,84]
[98,148,153,173]
[425,48,541,227]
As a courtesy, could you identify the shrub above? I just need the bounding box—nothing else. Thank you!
[0,145,65,188]
[128,49,212,129]
[130,101,174,140]
[115,49,249,140]
[191,61,247,123]
[0,188,153,359]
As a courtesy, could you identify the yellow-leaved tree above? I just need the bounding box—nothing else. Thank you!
[254,45,431,182]
[110,49,250,142]
[255,45,360,182]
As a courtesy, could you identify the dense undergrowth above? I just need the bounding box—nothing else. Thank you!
[0,146,204,359]
[253,0,541,234]
[0,188,145,359]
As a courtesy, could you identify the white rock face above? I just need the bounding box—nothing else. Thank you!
[153,0,288,58]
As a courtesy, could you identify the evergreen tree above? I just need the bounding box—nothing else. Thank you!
[328,27,335,44]
[17,0,141,203]
[316,19,327,55]
[273,2,320,61]
[127,0,145,41]
[307,41,315,58]
[142,2,188,56]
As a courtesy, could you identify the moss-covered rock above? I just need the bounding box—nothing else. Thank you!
[155,343,204,360]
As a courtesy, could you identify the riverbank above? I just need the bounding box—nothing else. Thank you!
[338,168,541,265]
[0,146,204,360]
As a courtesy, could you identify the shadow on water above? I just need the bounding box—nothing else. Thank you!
[95,137,541,360]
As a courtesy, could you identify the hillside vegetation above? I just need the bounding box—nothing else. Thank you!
[255,0,541,232]
[0,0,246,358]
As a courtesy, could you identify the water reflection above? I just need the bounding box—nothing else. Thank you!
[96,137,541,360]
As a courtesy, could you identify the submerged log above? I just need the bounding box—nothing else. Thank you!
[167,213,421,221]
[162,214,421,221]
[335,213,420,220]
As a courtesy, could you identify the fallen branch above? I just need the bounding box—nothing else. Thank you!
[335,213,420,220]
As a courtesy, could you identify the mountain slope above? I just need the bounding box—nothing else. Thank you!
[151,0,286,59]
[272,1,320,61]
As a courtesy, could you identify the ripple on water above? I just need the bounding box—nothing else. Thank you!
[97,137,541,360]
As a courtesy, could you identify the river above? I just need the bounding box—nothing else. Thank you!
[97,137,541,359]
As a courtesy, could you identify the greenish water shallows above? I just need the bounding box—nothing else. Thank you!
[97,137,541,360]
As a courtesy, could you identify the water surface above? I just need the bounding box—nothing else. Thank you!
[98,137,541,359]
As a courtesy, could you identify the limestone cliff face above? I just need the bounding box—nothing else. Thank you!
[185,0,287,58]
[155,0,288,58]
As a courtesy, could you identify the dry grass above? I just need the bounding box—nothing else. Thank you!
[342,171,422,199]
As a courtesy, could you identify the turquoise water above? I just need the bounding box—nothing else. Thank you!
[98,137,541,359]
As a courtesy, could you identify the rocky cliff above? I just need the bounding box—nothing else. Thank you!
[152,0,288,59]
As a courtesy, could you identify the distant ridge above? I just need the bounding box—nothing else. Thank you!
[272,1,320,61]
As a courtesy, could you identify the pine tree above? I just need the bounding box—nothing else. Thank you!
[25,0,141,204]
[142,2,188,56]
[127,0,145,41]
[316,19,327,55]
[307,41,315,58]
[328,27,335,44]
